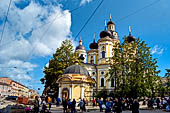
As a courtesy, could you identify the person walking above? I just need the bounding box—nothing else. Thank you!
[33,96,40,113]
[105,98,112,113]
[63,98,68,113]
[156,98,160,109]
[98,98,103,112]
[114,98,122,113]
[67,99,72,113]
[71,99,76,113]
[56,97,61,106]
[83,98,86,112]
[79,99,84,113]
[92,98,96,107]
[132,99,139,113]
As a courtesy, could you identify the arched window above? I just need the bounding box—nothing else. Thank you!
[101,78,104,87]
[90,56,93,64]
[111,78,114,87]
[102,51,105,58]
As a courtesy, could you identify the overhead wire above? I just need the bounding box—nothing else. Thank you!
[77,0,161,40]
[115,0,161,22]
[0,0,12,46]
[74,0,104,41]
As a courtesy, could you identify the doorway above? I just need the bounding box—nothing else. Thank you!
[62,88,69,99]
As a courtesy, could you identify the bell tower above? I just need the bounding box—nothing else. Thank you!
[75,37,87,63]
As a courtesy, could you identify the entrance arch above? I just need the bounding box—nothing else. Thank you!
[62,88,69,99]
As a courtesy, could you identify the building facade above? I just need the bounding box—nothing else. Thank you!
[75,16,135,95]
[0,77,30,97]
[0,82,11,97]
[58,16,136,101]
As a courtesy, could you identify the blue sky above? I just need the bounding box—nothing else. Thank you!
[0,0,170,94]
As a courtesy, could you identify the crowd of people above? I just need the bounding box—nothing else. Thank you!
[58,97,140,113]
[31,96,170,113]
[92,98,139,113]
[147,97,170,111]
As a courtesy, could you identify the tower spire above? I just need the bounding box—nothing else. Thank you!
[79,36,82,45]
[93,33,95,42]
[129,26,131,35]
[110,13,112,21]
[105,20,106,30]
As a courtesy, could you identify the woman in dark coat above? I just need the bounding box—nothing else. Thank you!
[132,99,139,113]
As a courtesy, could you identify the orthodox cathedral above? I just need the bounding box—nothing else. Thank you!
[57,15,135,101]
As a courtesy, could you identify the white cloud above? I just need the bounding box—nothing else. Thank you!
[0,0,73,82]
[80,0,93,6]
[151,45,164,55]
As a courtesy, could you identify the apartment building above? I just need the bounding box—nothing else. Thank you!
[0,82,11,97]
[0,77,29,97]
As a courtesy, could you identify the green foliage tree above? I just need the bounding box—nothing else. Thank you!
[109,37,160,98]
[164,69,170,95]
[40,39,78,96]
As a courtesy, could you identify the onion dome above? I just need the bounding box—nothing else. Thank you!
[100,30,112,38]
[63,64,90,76]
[76,39,86,50]
[125,26,135,43]
[107,21,115,25]
[89,33,98,49]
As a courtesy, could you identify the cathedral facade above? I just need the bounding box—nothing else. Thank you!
[75,16,135,94]
[57,16,135,101]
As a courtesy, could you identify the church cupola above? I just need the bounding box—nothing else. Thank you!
[75,37,87,63]
[125,26,135,43]
[76,39,86,50]
[100,20,112,38]
[107,14,115,31]
[89,33,98,49]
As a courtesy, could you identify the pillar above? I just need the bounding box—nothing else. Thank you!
[81,86,84,99]
[58,86,62,99]
[69,85,72,99]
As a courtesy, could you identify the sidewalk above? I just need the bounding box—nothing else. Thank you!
[50,103,148,112]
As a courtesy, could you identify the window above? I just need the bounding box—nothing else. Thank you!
[90,56,93,64]
[111,78,114,87]
[101,71,104,74]
[102,51,105,58]
[101,78,104,87]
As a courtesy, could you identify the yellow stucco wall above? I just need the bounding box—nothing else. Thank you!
[72,85,81,101]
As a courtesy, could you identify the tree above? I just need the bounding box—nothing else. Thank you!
[164,69,170,95]
[109,37,160,98]
[40,39,78,97]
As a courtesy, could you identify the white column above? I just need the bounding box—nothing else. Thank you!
[69,86,72,100]
[58,87,62,99]
[81,86,84,99]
